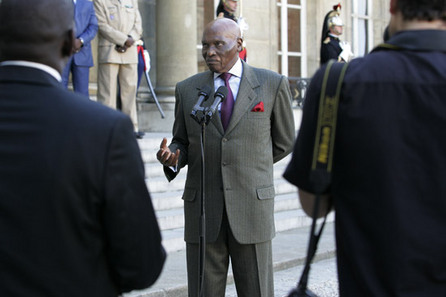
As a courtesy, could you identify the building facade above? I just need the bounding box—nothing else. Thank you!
[87,0,390,131]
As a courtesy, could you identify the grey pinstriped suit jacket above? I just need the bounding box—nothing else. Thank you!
[165,60,295,244]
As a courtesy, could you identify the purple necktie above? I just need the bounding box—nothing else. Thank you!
[220,72,234,130]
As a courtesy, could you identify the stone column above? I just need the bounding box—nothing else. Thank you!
[156,0,198,96]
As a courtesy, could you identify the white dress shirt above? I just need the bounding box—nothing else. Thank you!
[213,58,243,104]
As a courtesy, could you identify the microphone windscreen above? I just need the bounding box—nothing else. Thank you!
[215,86,228,99]
[199,85,213,97]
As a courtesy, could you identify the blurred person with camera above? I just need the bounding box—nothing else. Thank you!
[284,0,446,296]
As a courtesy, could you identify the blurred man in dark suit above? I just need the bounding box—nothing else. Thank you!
[0,0,165,296]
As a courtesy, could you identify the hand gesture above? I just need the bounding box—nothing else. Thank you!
[156,138,180,167]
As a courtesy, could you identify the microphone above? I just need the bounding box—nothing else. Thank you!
[191,85,212,122]
[205,86,228,124]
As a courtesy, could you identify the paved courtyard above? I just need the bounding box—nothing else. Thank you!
[225,257,339,297]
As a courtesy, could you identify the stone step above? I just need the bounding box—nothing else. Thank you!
[158,206,335,253]
[144,156,292,195]
[155,191,300,232]
[146,174,186,194]
[151,190,184,212]
[154,191,337,254]
[149,178,297,214]
[160,227,186,253]
[152,189,300,213]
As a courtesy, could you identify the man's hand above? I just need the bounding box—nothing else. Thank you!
[73,38,83,53]
[298,189,333,218]
[115,45,127,53]
[124,37,135,48]
[156,138,180,167]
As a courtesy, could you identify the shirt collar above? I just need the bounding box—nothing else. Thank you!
[213,58,243,79]
[0,61,62,82]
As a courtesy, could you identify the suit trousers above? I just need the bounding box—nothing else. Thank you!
[62,56,91,98]
[97,62,138,130]
[186,210,274,297]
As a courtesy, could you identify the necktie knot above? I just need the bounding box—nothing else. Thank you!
[220,72,231,84]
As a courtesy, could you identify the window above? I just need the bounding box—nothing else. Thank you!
[277,0,307,77]
[351,0,373,57]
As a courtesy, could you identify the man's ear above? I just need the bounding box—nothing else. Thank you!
[389,0,397,14]
[62,29,75,57]
[237,37,243,52]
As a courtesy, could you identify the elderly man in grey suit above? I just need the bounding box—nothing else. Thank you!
[157,18,295,297]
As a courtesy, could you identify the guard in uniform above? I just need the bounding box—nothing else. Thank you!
[320,3,353,65]
[93,0,144,137]
[216,0,248,62]
[216,0,238,21]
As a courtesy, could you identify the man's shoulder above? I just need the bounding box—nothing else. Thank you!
[183,71,211,81]
[177,71,212,88]
[42,87,128,129]
[69,93,127,121]
[243,63,283,84]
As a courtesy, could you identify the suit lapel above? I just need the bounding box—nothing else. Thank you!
[203,73,225,134]
[74,0,80,34]
[224,62,259,134]
[200,63,260,135]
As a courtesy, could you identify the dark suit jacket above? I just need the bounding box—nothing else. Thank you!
[165,61,295,244]
[0,65,165,297]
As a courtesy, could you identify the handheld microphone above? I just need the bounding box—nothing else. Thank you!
[205,86,228,124]
[191,85,212,122]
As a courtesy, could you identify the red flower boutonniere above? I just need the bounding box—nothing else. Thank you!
[251,101,264,112]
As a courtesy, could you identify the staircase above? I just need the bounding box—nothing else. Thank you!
[138,132,324,254]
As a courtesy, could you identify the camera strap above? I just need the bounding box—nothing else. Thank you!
[310,60,348,193]
[296,60,348,295]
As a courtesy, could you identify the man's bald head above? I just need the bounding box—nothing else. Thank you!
[0,0,74,71]
[204,18,242,41]
[202,18,243,73]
